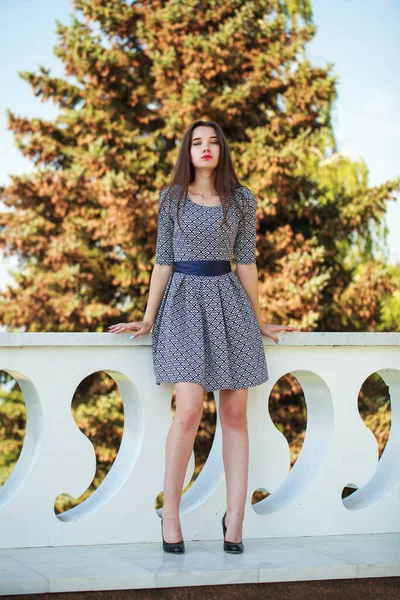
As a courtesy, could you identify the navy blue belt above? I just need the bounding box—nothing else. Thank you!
[174,260,232,276]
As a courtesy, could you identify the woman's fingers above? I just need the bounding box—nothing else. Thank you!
[109,326,126,334]
[130,327,142,337]
[107,322,152,339]
[129,325,152,339]
[261,324,299,345]
[272,325,298,332]
[108,322,139,334]
[107,325,121,333]
[263,332,279,344]
[130,327,144,338]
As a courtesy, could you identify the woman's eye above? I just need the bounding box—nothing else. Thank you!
[192,141,219,145]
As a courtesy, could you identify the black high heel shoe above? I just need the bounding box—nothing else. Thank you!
[222,512,244,554]
[161,518,185,554]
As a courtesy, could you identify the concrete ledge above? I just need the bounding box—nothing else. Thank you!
[1,331,400,346]
[0,533,399,596]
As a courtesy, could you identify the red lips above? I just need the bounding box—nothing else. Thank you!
[201,154,212,159]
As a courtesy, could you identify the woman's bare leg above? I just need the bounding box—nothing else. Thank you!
[218,387,249,543]
[162,382,204,543]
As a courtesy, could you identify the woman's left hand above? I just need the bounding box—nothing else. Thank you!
[259,322,299,344]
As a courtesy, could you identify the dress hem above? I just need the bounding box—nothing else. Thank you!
[155,375,269,393]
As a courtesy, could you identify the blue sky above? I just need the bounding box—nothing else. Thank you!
[0,0,399,291]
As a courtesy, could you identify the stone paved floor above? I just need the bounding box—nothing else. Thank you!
[0,532,399,596]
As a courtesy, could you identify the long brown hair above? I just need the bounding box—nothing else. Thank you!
[160,120,246,233]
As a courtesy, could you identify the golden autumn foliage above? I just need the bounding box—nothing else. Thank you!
[0,1,398,507]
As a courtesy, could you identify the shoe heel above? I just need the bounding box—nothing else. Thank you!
[161,518,185,554]
[222,511,244,554]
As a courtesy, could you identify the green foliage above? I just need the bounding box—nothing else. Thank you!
[0,382,25,486]
[379,266,400,330]
[0,0,398,507]
[0,0,398,333]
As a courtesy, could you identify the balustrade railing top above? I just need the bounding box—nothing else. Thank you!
[1,331,400,346]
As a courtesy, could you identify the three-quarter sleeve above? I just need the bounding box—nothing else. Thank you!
[233,187,257,264]
[155,188,175,265]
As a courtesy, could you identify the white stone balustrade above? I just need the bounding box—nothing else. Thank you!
[0,332,399,550]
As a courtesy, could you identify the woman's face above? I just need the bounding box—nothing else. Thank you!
[190,126,220,170]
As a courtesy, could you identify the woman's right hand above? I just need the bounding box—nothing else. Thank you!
[107,320,153,338]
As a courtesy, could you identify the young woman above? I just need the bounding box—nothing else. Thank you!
[108,120,297,554]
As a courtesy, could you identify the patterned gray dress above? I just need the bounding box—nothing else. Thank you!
[151,184,269,392]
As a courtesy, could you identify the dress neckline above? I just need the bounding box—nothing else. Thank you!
[186,192,222,208]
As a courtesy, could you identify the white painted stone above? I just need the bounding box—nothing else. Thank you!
[0,332,398,550]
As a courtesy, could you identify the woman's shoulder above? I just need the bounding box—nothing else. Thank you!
[160,184,176,197]
[159,184,180,206]
[232,185,256,209]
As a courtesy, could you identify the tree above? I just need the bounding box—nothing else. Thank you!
[0,0,398,505]
[1,0,398,332]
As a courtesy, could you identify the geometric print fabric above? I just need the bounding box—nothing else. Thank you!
[152,185,269,391]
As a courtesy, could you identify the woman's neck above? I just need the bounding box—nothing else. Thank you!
[189,173,217,196]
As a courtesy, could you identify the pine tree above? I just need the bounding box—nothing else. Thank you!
[0,1,398,507]
[0,0,398,332]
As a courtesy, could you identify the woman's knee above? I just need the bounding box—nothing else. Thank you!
[174,382,204,431]
[219,390,248,429]
[221,407,247,429]
[175,409,202,432]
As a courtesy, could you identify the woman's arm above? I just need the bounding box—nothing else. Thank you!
[233,188,298,343]
[235,263,263,326]
[108,263,173,336]
[144,187,175,325]
[108,189,174,337]
[143,263,173,326]
[236,262,298,342]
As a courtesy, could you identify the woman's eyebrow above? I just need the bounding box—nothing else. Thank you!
[192,136,218,142]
